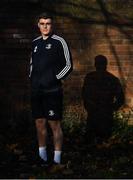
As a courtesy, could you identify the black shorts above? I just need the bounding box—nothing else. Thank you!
[31,89,63,120]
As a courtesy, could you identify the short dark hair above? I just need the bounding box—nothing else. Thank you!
[37,12,53,22]
[95,55,108,67]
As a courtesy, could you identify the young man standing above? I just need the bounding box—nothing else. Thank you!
[29,12,73,166]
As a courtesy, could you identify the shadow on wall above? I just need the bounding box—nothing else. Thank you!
[82,55,125,143]
[47,0,133,106]
[0,0,133,131]
[39,0,133,92]
[1,0,133,85]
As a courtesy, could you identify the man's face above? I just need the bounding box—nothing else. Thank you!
[38,18,53,36]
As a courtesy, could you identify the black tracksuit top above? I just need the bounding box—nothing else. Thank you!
[29,34,73,90]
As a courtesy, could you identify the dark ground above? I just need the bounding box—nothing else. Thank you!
[0,125,133,179]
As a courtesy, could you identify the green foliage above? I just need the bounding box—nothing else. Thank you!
[112,108,133,143]
[62,104,133,143]
[62,104,87,136]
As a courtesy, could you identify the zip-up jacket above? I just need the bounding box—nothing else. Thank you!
[29,34,73,91]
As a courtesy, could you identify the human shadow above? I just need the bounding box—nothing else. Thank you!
[82,55,125,144]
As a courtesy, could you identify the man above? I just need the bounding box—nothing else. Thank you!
[82,55,125,144]
[29,12,73,167]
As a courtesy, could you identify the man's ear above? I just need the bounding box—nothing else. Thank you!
[38,22,40,28]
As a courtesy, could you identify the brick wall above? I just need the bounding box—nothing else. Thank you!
[0,0,133,127]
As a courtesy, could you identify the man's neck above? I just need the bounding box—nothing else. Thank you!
[42,35,49,40]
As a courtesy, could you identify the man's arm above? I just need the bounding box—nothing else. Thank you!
[82,75,96,111]
[29,42,34,79]
[29,56,32,78]
[113,79,125,111]
[52,35,73,80]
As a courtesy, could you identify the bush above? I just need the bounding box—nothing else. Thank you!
[62,104,133,144]
[62,104,87,137]
[111,108,133,143]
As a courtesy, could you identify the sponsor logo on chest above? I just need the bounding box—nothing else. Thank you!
[45,43,52,49]
[34,46,38,52]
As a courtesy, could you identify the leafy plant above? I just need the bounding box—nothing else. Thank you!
[62,104,133,144]
[62,104,87,137]
[111,108,133,143]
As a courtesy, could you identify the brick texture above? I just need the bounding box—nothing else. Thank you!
[0,0,133,127]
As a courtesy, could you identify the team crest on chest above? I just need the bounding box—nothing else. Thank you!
[45,43,52,49]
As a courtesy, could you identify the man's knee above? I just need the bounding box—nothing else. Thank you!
[35,118,47,131]
[49,121,62,134]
